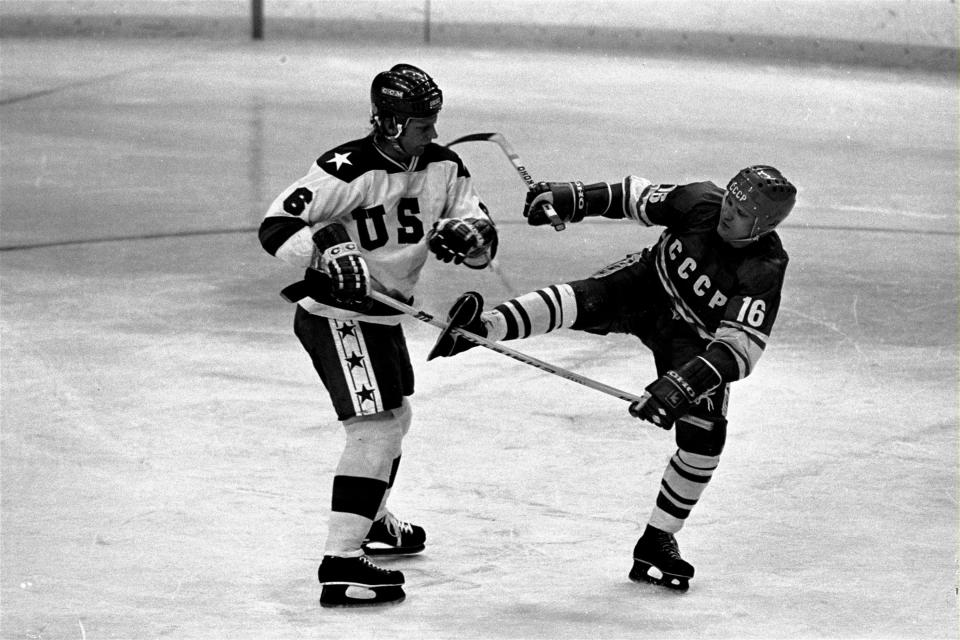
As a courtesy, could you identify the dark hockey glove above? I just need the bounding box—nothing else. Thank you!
[523,181,588,226]
[427,291,486,360]
[311,223,370,303]
[628,357,723,430]
[427,217,497,268]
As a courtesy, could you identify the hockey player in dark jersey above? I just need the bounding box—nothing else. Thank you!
[431,166,796,591]
[259,64,497,607]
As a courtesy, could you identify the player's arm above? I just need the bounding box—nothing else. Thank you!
[258,171,363,268]
[630,261,786,428]
[702,303,779,381]
[523,177,693,227]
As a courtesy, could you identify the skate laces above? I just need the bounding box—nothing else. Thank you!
[382,512,414,538]
[655,532,682,560]
[359,556,392,573]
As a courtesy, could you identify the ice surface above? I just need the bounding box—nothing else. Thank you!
[1,39,957,639]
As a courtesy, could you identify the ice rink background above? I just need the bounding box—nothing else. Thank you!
[1,4,958,639]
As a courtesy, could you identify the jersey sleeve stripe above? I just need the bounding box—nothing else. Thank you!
[709,323,768,379]
[624,176,654,226]
[259,215,308,256]
[721,320,768,351]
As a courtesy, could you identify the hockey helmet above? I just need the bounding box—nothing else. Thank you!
[724,165,796,239]
[370,64,443,136]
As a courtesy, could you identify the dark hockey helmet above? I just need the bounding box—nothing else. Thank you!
[725,165,797,238]
[370,64,443,135]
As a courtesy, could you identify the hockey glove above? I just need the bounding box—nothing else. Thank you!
[523,181,588,226]
[523,180,625,226]
[427,291,486,360]
[427,217,497,268]
[311,223,370,303]
[629,357,723,430]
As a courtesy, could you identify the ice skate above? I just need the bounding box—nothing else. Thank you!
[362,512,426,556]
[629,525,695,592]
[317,554,405,607]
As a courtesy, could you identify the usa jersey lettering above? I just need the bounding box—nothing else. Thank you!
[260,136,491,322]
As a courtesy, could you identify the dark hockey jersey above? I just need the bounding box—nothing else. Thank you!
[623,179,789,380]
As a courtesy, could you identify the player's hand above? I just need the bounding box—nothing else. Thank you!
[427,217,496,266]
[628,371,699,430]
[312,224,370,302]
[523,181,586,226]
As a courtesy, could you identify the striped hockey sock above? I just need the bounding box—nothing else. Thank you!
[485,284,579,341]
[647,450,720,533]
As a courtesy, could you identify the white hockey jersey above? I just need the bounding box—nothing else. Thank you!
[260,135,491,323]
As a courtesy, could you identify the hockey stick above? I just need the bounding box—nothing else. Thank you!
[446,132,566,232]
[485,257,518,297]
[366,290,645,404]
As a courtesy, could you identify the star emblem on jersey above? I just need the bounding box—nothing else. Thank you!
[326,152,352,171]
[356,386,376,405]
[345,353,366,371]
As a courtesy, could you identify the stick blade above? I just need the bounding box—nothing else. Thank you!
[427,292,483,361]
[445,132,498,147]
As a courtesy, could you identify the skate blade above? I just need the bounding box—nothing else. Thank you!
[629,561,690,592]
[362,542,426,556]
[320,584,406,608]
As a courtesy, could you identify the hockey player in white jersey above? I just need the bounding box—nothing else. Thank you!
[259,64,497,607]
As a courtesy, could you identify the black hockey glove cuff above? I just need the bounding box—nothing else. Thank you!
[629,357,723,429]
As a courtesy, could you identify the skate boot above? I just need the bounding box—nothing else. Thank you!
[629,525,695,592]
[362,512,426,556]
[317,554,405,607]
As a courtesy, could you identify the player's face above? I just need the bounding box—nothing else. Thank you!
[718,191,758,245]
[398,115,439,157]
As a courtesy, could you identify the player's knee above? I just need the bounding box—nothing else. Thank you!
[343,408,406,470]
[393,398,412,437]
[568,278,615,334]
[675,415,728,456]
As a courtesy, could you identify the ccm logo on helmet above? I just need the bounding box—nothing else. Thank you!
[381,88,404,98]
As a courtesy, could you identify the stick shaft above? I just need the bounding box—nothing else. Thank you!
[368,291,644,404]
[447,132,566,231]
